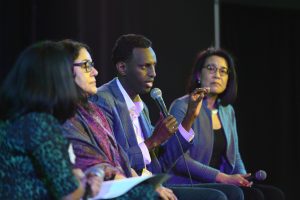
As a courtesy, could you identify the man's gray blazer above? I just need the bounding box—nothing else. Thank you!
[90,78,192,175]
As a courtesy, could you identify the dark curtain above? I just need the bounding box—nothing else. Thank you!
[221,3,300,200]
[0,0,214,120]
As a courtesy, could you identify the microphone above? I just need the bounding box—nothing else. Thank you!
[150,88,195,186]
[246,170,267,181]
[83,167,104,200]
[150,88,169,118]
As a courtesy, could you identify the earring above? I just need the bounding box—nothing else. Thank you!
[195,71,201,85]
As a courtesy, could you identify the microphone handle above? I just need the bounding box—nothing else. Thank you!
[245,175,255,181]
[155,97,169,118]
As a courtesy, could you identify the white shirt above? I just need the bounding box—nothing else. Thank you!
[116,79,152,165]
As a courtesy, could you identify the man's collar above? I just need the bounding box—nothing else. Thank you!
[116,78,144,116]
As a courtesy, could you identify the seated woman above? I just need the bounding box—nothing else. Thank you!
[60,39,158,199]
[0,41,100,200]
[168,47,285,200]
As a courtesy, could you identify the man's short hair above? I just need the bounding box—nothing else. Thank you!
[112,34,152,65]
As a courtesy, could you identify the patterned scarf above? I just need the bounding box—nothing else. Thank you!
[76,101,123,171]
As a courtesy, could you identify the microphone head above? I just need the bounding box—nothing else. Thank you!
[255,170,267,181]
[150,88,162,100]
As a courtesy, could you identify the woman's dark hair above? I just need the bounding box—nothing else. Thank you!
[186,47,238,106]
[112,34,152,66]
[59,39,92,108]
[59,39,91,63]
[0,41,78,122]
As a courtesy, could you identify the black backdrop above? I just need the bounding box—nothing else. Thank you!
[221,3,300,200]
[0,0,214,114]
[1,1,299,199]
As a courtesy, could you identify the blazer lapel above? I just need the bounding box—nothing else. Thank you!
[218,106,230,145]
[139,109,152,139]
[109,79,139,147]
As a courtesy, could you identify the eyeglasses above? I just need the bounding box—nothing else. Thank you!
[73,60,94,73]
[204,64,229,76]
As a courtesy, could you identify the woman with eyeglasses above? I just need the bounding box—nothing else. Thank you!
[0,41,101,200]
[167,47,285,200]
[60,39,158,199]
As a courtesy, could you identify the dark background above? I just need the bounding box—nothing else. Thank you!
[1,1,299,199]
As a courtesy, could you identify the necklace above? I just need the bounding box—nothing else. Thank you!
[211,109,218,114]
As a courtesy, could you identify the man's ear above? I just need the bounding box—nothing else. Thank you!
[116,62,127,76]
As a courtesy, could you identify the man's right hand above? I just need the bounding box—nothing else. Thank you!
[145,114,178,150]
[181,87,210,131]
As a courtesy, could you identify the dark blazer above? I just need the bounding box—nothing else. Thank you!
[90,78,192,174]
